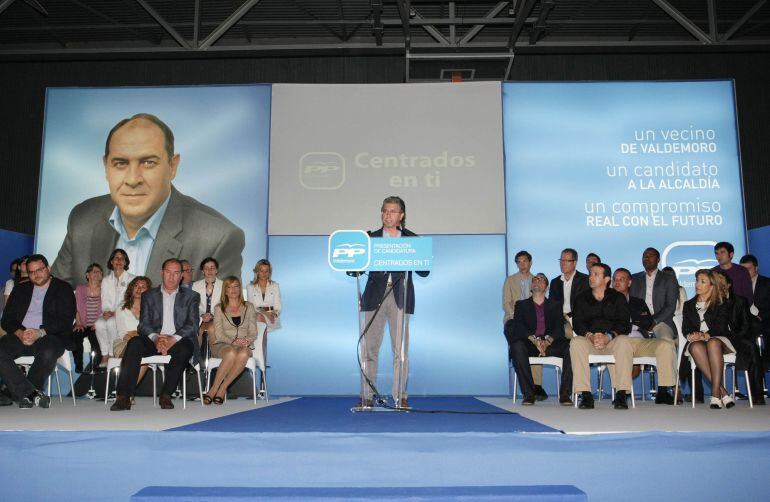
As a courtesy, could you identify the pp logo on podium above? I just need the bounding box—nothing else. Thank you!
[328,230,371,272]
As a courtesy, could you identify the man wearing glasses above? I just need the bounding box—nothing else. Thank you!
[549,248,589,339]
[110,258,200,411]
[0,254,76,408]
[506,273,574,406]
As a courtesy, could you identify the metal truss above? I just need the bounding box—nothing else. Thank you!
[1,0,769,76]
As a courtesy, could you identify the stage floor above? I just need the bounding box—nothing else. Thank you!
[2,395,767,434]
[2,396,769,501]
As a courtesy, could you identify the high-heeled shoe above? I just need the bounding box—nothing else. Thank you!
[722,394,736,409]
[202,394,214,405]
[709,396,723,409]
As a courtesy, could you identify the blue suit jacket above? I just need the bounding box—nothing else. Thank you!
[138,285,201,363]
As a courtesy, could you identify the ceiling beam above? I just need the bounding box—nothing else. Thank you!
[199,0,262,50]
[459,2,509,46]
[722,0,767,41]
[134,0,190,49]
[0,0,17,16]
[507,0,537,49]
[650,0,712,44]
[413,10,450,45]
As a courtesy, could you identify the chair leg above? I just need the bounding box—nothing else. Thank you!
[640,365,646,402]
[105,368,111,405]
[182,367,187,410]
[513,371,518,404]
[152,366,157,407]
[508,362,514,401]
[55,369,63,403]
[691,360,696,409]
[630,383,636,409]
[67,368,76,406]
[745,370,754,408]
[196,367,204,408]
[262,369,269,402]
[251,368,257,405]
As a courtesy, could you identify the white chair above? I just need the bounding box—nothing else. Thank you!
[676,314,754,409]
[14,350,77,406]
[510,356,563,404]
[633,355,659,402]
[574,354,636,408]
[205,323,268,404]
[105,355,170,406]
[105,355,204,408]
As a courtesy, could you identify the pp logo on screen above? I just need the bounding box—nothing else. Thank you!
[328,230,371,272]
[661,240,717,279]
[299,152,345,190]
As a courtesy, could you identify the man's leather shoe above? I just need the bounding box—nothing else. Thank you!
[0,394,12,406]
[110,395,132,411]
[559,393,574,406]
[18,397,33,409]
[534,385,548,401]
[655,387,675,405]
[32,391,50,409]
[521,394,536,405]
[159,394,175,410]
[613,390,629,410]
[578,391,594,409]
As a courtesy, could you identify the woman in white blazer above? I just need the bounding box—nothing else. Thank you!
[192,257,223,347]
[95,249,134,366]
[247,259,282,359]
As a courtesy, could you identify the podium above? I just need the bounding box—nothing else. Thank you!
[328,230,433,412]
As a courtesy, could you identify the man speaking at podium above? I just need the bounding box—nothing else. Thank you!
[357,196,429,409]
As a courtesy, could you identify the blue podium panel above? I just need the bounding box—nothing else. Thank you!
[268,235,508,396]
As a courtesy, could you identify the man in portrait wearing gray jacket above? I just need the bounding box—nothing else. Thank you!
[51,113,244,287]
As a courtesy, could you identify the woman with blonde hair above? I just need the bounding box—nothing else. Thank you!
[204,276,259,405]
[682,269,736,409]
[247,259,282,360]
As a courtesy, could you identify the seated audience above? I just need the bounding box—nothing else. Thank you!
[73,263,104,373]
[205,276,260,405]
[110,259,199,411]
[247,259,282,360]
[570,262,632,410]
[192,257,223,348]
[629,247,678,341]
[718,271,765,405]
[3,258,21,306]
[502,250,545,397]
[113,276,152,390]
[661,266,688,318]
[180,260,193,290]
[682,269,737,409]
[549,248,589,339]
[739,254,770,375]
[0,254,76,408]
[114,276,152,358]
[505,273,573,405]
[613,268,676,404]
[585,252,601,273]
[713,241,753,305]
[95,248,134,367]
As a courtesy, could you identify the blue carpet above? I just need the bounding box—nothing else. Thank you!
[2,430,769,502]
[168,397,560,433]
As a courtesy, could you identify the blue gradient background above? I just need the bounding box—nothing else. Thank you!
[503,81,746,295]
[37,85,271,280]
[268,235,508,395]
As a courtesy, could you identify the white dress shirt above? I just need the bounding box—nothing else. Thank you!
[192,278,223,317]
[247,281,282,330]
[644,269,658,315]
[561,273,574,314]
